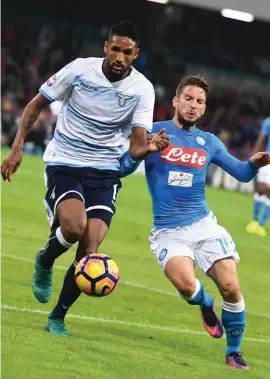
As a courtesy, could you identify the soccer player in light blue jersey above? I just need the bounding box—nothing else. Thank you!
[1,21,169,336]
[246,116,270,237]
[120,75,270,370]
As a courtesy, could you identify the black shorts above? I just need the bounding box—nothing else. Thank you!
[43,165,122,230]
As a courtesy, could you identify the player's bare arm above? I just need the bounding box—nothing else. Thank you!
[1,93,51,182]
[252,133,267,155]
[129,127,169,160]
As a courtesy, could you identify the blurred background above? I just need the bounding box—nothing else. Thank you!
[2,0,270,164]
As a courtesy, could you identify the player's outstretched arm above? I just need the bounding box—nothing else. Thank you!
[120,130,169,177]
[212,137,270,182]
[1,58,79,182]
[1,94,51,182]
[252,133,267,155]
[129,127,169,161]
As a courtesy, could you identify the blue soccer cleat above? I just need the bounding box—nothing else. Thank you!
[32,250,53,303]
[45,313,71,337]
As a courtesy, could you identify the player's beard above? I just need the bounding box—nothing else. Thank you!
[177,111,200,129]
[103,59,127,82]
[108,62,130,81]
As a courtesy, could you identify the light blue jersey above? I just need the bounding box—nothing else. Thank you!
[261,117,270,152]
[40,58,155,170]
[120,120,258,228]
[145,121,258,228]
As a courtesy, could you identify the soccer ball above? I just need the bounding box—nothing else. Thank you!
[75,253,120,297]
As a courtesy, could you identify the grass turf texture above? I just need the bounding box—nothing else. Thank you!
[1,149,270,379]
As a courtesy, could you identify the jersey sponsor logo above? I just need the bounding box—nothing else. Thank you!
[78,80,98,92]
[161,145,207,168]
[168,171,193,187]
[117,93,134,107]
[46,74,57,86]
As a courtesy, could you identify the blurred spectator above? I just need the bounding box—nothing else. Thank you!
[1,17,270,159]
[24,110,52,155]
[1,98,17,146]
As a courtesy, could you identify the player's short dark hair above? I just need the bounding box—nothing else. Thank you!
[176,75,211,97]
[109,20,140,46]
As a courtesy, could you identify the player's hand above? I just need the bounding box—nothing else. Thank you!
[1,146,23,182]
[147,129,170,153]
[250,152,270,168]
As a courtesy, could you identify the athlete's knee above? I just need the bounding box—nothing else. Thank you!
[61,218,87,243]
[57,199,87,243]
[220,281,242,302]
[166,273,196,297]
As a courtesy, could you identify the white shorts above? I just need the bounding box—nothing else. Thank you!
[149,212,240,274]
[257,164,270,186]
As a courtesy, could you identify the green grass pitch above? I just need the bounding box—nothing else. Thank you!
[1,150,270,379]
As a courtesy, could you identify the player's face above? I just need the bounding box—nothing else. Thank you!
[173,85,207,126]
[104,35,139,77]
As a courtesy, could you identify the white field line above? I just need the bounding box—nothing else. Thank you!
[1,252,270,319]
[2,304,270,344]
[0,253,177,297]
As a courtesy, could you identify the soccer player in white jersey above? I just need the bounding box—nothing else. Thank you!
[1,21,169,336]
[246,116,270,237]
[120,76,270,370]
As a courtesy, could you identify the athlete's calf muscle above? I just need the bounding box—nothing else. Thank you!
[76,218,109,260]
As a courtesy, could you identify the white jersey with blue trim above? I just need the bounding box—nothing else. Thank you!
[40,57,155,170]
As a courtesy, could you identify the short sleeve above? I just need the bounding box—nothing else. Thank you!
[131,82,155,133]
[39,59,81,102]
